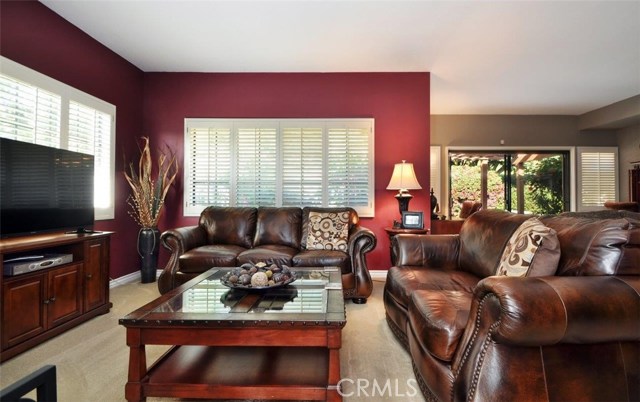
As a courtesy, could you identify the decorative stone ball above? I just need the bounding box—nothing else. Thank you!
[228,275,239,284]
[251,271,269,287]
[239,274,251,285]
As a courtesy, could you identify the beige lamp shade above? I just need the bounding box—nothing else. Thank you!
[386,160,422,194]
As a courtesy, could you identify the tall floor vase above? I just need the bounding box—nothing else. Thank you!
[138,227,160,283]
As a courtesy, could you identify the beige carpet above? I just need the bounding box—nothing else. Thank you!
[0,279,425,402]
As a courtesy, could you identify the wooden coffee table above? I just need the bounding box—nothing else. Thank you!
[120,267,345,402]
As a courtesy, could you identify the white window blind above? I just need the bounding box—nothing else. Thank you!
[327,124,371,208]
[0,75,61,148]
[577,147,618,211]
[186,126,232,207]
[236,125,277,206]
[0,56,116,219]
[184,118,375,217]
[281,126,324,207]
[68,101,112,209]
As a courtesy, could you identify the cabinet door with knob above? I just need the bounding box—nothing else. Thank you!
[1,274,46,349]
[46,263,82,328]
[84,239,108,312]
[1,264,82,349]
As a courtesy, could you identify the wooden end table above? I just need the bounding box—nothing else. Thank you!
[120,267,345,402]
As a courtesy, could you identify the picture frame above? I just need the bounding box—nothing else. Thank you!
[401,211,424,229]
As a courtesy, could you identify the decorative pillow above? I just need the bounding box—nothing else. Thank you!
[496,217,561,277]
[306,211,350,251]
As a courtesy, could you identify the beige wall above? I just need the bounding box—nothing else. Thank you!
[617,123,640,201]
[430,115,617,147]
[430,115,623,212]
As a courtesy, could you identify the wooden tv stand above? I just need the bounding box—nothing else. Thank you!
[0,231,113,362]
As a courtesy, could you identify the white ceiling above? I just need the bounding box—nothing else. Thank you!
[40,0,640,115]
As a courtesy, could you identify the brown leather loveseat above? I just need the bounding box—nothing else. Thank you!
[158,206,377,303]
[384,209,640,401]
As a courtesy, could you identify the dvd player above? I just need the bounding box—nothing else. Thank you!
[3,254,73,276]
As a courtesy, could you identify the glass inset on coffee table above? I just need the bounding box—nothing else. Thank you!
[120,267,345,402]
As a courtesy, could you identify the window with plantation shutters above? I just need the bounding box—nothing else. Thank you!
[281,125,324,207]
[186,125,232,208]
[0,74,61,148]
[577,147,618,211]
[184,118,375,217]
[68,101,112,210]
[0,56,116,220]
[236,125,277,206]
[327,124,372,208]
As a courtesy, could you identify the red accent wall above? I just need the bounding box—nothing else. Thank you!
[144,72,431,269]
[0,0,145,278]
[1,0,431,276]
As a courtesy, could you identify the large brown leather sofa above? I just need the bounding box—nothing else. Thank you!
[384,209,640,401]
[158,206,377,303]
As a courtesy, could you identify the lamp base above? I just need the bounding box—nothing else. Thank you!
[395,193,413,216]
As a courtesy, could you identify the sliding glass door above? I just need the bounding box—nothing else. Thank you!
[448,151,569,217]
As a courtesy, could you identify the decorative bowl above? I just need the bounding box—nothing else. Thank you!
[219,263,296,291]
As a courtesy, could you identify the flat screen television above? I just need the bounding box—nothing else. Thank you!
[0,138,95,238]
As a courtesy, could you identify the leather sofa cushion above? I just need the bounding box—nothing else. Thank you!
[253,207,302,249]
[292,250,350,273]
[179,244,245,272]
[385,265,479,311]
[238,245,298,266]
[540,215,629,276]
[409,290,471,362]
[199,207,257,248]
[459,210,531,278]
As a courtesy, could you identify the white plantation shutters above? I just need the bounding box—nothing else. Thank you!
[186,126,232,208]
[68,101,112,209]
[184,118,374,217]
[577,147,618,211]
[281,126,324,207]
[236,126,277,206]
[0,75,61,148]
[327,124,372,209]
[0,56,116,219]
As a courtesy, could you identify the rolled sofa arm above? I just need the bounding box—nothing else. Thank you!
[347,225,377,299]
[469,275,640,346]
[157,225,207,294]
[392,234,460,270]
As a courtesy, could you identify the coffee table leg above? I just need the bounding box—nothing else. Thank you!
[327,328,343,402]
[125,329,146,402]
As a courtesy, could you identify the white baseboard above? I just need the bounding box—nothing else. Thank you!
[370,270,388,281]
[109,270,162,288]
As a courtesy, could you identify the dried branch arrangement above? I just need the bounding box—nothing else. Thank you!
[124,137,179,228]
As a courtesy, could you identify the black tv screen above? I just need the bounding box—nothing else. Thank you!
[0,138,95,238]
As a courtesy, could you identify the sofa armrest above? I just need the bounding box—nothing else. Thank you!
[453,275,640,375]
[347,225,377,299]
[452,275,640,400]
[392,234,460,270]
[157,225,207,294]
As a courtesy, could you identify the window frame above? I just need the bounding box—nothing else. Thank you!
[0,56,116,220]
[184,118,375,217]
[443,146,577,216]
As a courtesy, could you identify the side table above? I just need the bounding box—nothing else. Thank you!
[384,227,428,266]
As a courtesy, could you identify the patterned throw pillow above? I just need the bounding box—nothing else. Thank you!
[306,211,350,251]
[496,217,560,277]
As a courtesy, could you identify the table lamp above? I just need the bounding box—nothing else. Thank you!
[386,160,422,216]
